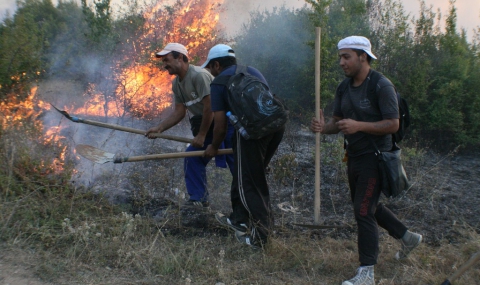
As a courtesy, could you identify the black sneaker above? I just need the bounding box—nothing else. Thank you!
[234,231,261,250]
[215,212,247,233]
[183,200,210,209]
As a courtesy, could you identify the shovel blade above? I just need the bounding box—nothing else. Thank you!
[76,144,115,164]
[50,103,73,120]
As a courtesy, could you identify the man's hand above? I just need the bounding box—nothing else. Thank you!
[204,144,218,158]
[145,126,162,139]
[310,109,326,133]
[335,118,361,135]
[191,134,206,148]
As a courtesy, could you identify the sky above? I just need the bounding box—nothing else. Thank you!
[1,0,479,39]
[221,0,479,38]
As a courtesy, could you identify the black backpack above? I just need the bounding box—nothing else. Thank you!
[338,70,410,143]
[212,65,288,140]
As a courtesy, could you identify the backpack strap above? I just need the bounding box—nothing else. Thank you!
[367,69,382,96]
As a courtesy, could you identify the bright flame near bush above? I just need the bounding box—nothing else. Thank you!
[67,0,224,119]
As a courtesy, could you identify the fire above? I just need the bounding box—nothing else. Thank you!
[1,0,227,179]
[1,86,69,174]
[1,86,42,127]
[68,0,225,120]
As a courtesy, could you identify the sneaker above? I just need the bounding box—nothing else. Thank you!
[215,212,247,233]
[183,200,210,209]
[234,231,261,250]
[395,231,422,260]
[342,266,375,285]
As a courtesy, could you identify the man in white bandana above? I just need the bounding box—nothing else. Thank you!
[310,36,422,285]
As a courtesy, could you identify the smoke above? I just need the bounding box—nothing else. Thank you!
[220,0,306,37]
[35,0,308,200]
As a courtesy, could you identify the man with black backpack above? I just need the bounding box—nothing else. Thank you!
[310,36,422,285]
[202,44,287,249]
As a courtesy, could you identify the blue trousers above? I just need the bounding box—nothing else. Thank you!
[184,126,234,202]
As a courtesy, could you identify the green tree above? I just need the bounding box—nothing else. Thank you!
[0,0,63,97]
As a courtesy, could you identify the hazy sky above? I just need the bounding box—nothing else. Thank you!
[1,0,479,38]
[221,0,479,38]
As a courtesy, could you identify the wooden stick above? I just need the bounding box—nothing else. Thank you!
[114,149,233,163]
[76,118,192,143]
[314,27,322,224]
[50,104,192,144]
[441,252,480,285]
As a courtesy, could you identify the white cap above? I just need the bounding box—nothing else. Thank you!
[200,44,235,68]
[156,43,188,58]
[338,36,377,59]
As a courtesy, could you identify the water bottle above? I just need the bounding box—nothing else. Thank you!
[226,111,250,139]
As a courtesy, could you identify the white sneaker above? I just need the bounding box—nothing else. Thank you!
[342,266,375,285]
[395,231,422,260]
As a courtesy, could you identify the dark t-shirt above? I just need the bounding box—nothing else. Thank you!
[333,70,399,157]
[210,65,268,112]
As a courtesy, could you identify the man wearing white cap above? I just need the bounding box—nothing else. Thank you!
[310,36,422,285]
[202,44,285,249]
[146,43,234,209]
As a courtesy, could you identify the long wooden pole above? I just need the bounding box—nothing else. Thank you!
[314,27,321,224]
[115,149,233,163]
[74,118,192,143]
[50,104,192,144]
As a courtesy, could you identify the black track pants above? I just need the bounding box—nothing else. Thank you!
[347,152,408,265]
[229,126,285,244]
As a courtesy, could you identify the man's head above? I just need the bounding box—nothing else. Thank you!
[337,36,376,78]
[201,44,236,76]
[156,43,189,76]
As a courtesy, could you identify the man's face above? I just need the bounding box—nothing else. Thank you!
[206,61,221,77]
[338,49,364,78]
[161,53,182,75]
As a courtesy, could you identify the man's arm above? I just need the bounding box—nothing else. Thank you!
[310,109,342,134]
[204,110,227,158]
[191,95,214,148]
[145,103,186,138]
[335,118,399,135]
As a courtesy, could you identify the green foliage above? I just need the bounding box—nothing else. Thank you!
[0,0,64,95]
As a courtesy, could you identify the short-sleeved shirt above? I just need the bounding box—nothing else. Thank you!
[172,64,214,116]
[210,65,268,112]
[333,70,398,157]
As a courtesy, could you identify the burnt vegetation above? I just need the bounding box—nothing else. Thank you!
[1,0,480,284]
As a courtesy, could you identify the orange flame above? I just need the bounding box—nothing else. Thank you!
[69,0,225,119]
[1,86,69,174]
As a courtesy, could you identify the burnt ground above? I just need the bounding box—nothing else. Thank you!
[2,80,475,285]
[88,120,480,249]
[37,78,480,246]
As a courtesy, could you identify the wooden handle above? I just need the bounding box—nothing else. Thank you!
[80,119,193,143]
[314,27,321,224]
[115,148,234,163]
[443,252,480,284]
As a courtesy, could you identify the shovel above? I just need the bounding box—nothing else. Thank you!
[76,144,233,164]
[51,104,192,144]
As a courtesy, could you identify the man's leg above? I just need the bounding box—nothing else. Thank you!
[234,128,284,245]
[348,153,382,266]
[184,143,212,202]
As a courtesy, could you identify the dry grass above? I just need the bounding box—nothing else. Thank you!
[1,120,480,285]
